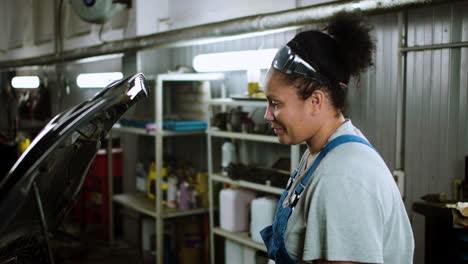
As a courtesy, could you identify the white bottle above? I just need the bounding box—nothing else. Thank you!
[219,187,256,232]
[167,175,178,208]
[243,246,256,264]
[225,239,244,264]
[135,162,147,193]
[221,140,237,175]
[250,196,278,243]
[225,239,257,264]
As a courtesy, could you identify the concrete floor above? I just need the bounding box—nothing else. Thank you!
[52,220,141,264]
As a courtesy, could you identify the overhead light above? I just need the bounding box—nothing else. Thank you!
[171,27,300,48]
[193,49,278,72]
[11,76,40,89]
[73,53,124,64]
[77,72,123,88]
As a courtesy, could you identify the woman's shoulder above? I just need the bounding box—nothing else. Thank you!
[318,142,393,191]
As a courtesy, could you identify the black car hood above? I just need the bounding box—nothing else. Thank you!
[0,73,148,248]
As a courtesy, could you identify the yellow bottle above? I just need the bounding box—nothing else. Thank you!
[146,162,168,200]
[247,68,260,97]
[18,138,31,153]
[192,172,209,208]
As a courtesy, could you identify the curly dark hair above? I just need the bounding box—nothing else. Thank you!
[277,11,375,114]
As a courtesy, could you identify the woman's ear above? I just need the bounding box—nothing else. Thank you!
[307,89,326,115]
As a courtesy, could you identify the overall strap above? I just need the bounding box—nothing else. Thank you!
[293,135,376,197]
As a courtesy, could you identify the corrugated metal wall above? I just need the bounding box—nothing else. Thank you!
[347,14,400,171]
[405,3,468,263]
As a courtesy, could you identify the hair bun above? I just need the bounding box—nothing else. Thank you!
[326,12,375,78]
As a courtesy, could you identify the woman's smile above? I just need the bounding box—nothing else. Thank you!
[272,123,286,135]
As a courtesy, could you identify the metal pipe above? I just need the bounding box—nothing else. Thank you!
[0,0,462,69]
[106,132,114,246]
[33,182,55,264]
[395,11,407,171]
[400,41,468,52]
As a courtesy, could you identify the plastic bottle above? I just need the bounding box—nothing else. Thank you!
[225,239,256,264]
[219,187,256,232]
[247,68,260,96]
[221,139,237,175]
[225,239,244,264]
[167,175,178,208]
[190,188,199,208]
[178,180,190,210]
[250,196,278,243]
[135,161,147,193]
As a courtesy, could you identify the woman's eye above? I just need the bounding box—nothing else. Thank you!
[267,98,279,109]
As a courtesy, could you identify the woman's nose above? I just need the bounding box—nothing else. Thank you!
[264,105,274,121]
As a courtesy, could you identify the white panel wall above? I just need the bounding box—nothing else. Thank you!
[33,0,54,44]
[168,0,295,30]
[0,1,9,52]
[0,0,303,62]
[0,0,131,61]
[134,0,169,35]
[0,0,55,61]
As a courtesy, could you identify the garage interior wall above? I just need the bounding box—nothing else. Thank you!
[0,1,467,264]
[405,4,468,262]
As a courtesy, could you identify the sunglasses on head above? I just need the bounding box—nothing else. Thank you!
[272,45,328,83]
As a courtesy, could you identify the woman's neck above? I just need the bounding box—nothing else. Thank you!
[306,114,346,155]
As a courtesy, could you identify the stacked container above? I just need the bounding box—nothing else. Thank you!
[219,187,256,232]
[225,239,256,264]
[250,196,278,243]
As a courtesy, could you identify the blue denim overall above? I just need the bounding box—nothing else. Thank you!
[260,135,377,264]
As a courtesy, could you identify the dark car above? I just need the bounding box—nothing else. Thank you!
[0,73,148,264]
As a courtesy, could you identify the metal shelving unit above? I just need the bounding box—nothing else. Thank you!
[110,73,225,264]
[113,193,209,219]
[208,129,279,143]
[211,173,283,195]
[212,227,267,252]
[207,98,300,264]
[113,126,205,137]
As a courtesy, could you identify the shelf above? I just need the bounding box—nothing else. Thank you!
[211,173,284,195]
[113,193,209,219]
[158,130,206,137]
[112,126,153,136]
[213,227,266,252]
[209,98,267,107]
[112,126,205,137]
[164,207,210,219]
[147,73,225,81]
[208,129,278,143]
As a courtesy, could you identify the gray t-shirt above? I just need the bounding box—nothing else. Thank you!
[284,120,414,263]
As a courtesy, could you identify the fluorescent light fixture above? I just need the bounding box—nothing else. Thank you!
[193,49,278,72]
[73,53,124,64]
[11,76,40,89]
[77,72,123,88]
[171,26,300,48]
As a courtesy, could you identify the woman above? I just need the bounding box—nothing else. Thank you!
[260,12,414,264]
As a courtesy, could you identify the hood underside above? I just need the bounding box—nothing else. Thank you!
[0,73,148,254]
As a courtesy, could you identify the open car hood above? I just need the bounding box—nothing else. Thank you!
[0,73,148,250]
